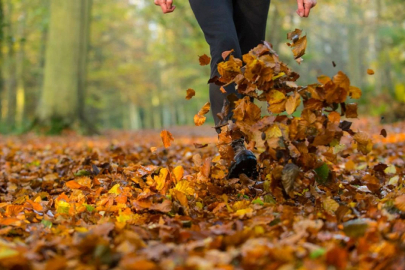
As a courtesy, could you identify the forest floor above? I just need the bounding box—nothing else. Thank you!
[0,117,405,269]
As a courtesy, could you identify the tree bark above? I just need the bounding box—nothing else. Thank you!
[36,0,92,133]
[5,0,17,131]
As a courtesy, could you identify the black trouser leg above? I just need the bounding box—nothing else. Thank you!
[189,0,271,131]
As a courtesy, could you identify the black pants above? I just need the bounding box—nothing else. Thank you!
[189,0,271,131]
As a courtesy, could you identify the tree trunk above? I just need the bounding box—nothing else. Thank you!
[0,0,4,123]
[16,2,27,129]
[36,0,92,133]
[5,1,17,131]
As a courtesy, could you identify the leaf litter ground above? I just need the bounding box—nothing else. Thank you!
[2,33,405,269]
[0,119,405,270]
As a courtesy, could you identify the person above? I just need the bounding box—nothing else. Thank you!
[155,0,317,179]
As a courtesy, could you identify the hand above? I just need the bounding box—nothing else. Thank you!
[154,0,176,14]
[296,0,317,18]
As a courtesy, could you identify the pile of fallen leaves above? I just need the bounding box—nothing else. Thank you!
[1,31,405,269]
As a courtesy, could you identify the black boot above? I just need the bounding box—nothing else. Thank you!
[227,138,258,179]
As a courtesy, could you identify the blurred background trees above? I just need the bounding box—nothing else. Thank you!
[0,0,404,133]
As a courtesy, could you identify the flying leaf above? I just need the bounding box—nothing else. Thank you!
[199,54,211,66]
[221,49,234,60]
[291,36,307,60]
[194,114,206,126]
[367,69,375,75]
[343,219,370,237]
[346,103,358,118]
[282,163,300,193]
[380,129,387,138]
[197,102,211,116]
[349,86,362,99]
[185,89,195,100]
[285,91,301,115]
[160,130,174,148]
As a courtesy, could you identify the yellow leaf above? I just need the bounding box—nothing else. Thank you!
[349,86,362,99]
[108,184,121,195]
[323,197,339,213]
[172,166,184,183]
[265,124,282,138]
[174,180,194,196]
[117,208,132,223]
[233,208,253,218]
[56,200,70,214]
[154,168,169,191]
[232,200,250,211]
[272,72,285,81]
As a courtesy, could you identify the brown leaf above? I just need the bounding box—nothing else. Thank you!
[198,54,211,66]
[380,129,387,138]
[185,89,195,100]
[160,130,174,148]
[287,28,303,41]
[193,143,208,149]
[291,35,307,59]
[149,200,172,213]
[346,103,358,118]
[282,163,300,193]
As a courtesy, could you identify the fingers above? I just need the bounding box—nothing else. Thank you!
[304,2,311,17]
[157,0,175,14]
[166,0,173,10]
[296,0,305,17]
[297,0,316,18]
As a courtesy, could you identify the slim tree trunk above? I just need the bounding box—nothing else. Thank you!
[0,0,4,123]
[5,1,17,132]
[16,3,26,128]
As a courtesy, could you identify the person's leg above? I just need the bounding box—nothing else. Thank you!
[234,0,271,55]
[189,0,243,129]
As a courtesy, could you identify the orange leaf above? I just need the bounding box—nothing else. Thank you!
[160,130,174,148]
[198,54,211,66]
[66,180,83,190]
[367,69,374,75]
[194,114,206,126]
[197,102,211,116]
[285,91,301,115]
[185,88,195,100]
[394,195,405,212]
